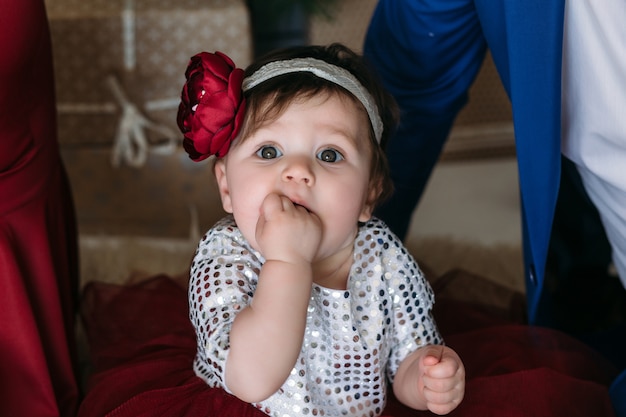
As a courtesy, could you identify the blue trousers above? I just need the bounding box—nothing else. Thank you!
[364,0,562,326]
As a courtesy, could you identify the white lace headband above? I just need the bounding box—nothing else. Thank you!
[242,57,384,143]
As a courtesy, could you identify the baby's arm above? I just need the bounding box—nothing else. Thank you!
[393,344,465,415]
[226,193,322,402]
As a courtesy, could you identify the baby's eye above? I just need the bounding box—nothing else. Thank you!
[256,145,282,159]
[317,148,344,163]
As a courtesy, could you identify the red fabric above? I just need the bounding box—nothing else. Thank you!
[78,274,618,417]
[0,1,80,415]
[78,276,265,417]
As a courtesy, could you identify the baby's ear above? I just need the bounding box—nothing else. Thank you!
[358,184,380,223]
[358,205,374,223]
[214,159,233,213]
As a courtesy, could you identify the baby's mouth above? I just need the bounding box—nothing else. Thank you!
[282,193,313,214]
[289,198,313,214]
[293,202,311,213]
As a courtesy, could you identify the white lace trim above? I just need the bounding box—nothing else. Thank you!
[242,57,383,143]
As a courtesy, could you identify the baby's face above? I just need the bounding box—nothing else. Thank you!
[215,93,375,261]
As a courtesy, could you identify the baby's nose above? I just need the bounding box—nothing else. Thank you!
[282,157,314,185]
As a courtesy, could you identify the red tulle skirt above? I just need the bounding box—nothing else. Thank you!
[78,272,618,417]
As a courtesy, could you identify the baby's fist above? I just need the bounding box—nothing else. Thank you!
[421,346,465,415]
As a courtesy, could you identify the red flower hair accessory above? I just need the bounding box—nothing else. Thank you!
[177,51,246,161]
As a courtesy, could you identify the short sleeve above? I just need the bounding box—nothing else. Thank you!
[188,216,262,390]
[375,222,443,382]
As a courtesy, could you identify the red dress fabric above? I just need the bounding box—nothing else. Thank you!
[78,273,618,417]
[0,0,80,415]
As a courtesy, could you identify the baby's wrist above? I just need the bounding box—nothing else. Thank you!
[261,258,314,282]
[263,253,314,268]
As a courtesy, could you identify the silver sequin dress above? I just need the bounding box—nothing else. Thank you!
[189,215,443,417]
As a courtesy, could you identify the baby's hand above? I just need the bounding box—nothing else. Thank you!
[255,193,322,264]
[419,345,465,415]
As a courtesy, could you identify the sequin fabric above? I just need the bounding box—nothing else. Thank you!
[189,215,442,416]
